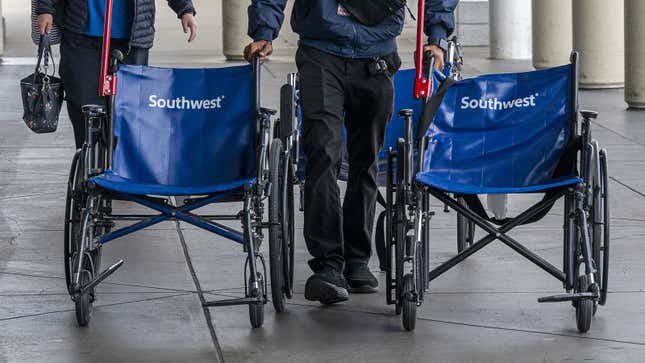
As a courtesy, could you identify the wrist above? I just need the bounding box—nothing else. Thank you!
[179,9,196,19]
[427,38,448,53]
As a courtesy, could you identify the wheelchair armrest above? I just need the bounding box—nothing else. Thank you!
[82,104,106,118]
[398,109,414,118]
[260,107,277,117]
[580,110,598,120]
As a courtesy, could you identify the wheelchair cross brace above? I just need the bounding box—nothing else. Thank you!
[425,185,599,303]
[96,190,247,245]
[426,187,568,283]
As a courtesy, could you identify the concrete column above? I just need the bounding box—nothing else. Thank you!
[531,0,572,69]
[625,0,645,108]
[573,0,624,89]
[489,0,532,59]
[0,0,4,57]
[222,0,250,61]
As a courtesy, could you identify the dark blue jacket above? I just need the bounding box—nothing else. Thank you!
[248,0,458,58]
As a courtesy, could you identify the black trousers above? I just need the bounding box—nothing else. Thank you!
[296,46,400,273]
[59,30,149,149]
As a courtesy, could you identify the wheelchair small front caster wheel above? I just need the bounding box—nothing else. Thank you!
[75,270,92,327]
[575,275,593,333]
[248,274,265,328]
[401,274,417,331]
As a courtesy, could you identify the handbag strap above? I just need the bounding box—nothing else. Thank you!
[34,34,55,81]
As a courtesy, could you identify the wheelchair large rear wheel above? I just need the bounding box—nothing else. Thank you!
[284,162,296,299]
[65,150,102,295]
[394,140,407,315]
[64,150,83,294]
[269,139,288,312]
[592,149,610,306]
[64,149,95,295]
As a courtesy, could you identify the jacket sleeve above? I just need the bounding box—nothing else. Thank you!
[424,0,458,41]
[248,0,287,42]
[36,0,57,16]
[167,0,196,18]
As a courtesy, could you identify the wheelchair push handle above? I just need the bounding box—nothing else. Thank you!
[98,0,117,97]
[413,0,434,100]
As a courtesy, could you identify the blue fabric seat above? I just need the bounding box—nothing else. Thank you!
[91,64,257,196]
[92,171,255,196]
[416,65,580,194]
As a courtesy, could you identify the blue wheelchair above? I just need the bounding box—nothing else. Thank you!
[63,52,295,328]
[379,52,610,332]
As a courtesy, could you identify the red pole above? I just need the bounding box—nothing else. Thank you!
[413,0,432,100]
[99,0,117,97]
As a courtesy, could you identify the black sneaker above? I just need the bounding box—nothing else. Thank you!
[304,267,349,305]
[344,262,378,293]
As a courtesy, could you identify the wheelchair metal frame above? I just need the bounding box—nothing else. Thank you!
[63,1,295,328]
[65,55,285,328]
[383,52,610,332]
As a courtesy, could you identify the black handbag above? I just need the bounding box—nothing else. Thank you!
[20,34,64,134]
[339,0,407,26]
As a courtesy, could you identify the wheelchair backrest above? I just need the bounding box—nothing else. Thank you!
[380,69,424,159]
[422,64,575,190]
[112,65,256,189]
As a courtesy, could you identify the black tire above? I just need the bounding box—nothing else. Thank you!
[284,162,296,299]
[249,302,264,329]
[394,140,407,316]
[64,150,84,295]
[401,274,417,331]
[414,237,425,303]
[75,264,92,327]
[575,275,593,333]
[456,197,467,253]
[598,150,610,306]
[268,139,286,312]
[249,274,265,328]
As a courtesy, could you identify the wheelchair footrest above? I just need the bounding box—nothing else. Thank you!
[80,259,124,295]
[537,292,596,303]
[202,297,263,308]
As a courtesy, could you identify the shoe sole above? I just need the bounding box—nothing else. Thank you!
[304,280,349,305]
[347,284,378,294]
[345,280,379,294]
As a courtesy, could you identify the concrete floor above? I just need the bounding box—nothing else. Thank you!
[2,5,645,361]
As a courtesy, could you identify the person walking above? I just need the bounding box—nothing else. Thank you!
[245,0,458,304]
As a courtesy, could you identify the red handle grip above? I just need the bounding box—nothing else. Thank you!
[99,0,117,97]
[413,0,432,100]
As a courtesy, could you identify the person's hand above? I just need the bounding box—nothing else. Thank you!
[38,14,54,35]
[244,41,273,64]
[181,13,197,43]
[423,44,445,71]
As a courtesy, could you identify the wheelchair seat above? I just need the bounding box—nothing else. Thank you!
[415,174,582,194]
[91,64,257,196]
[416,64,581,195]
[92,171,255,196]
